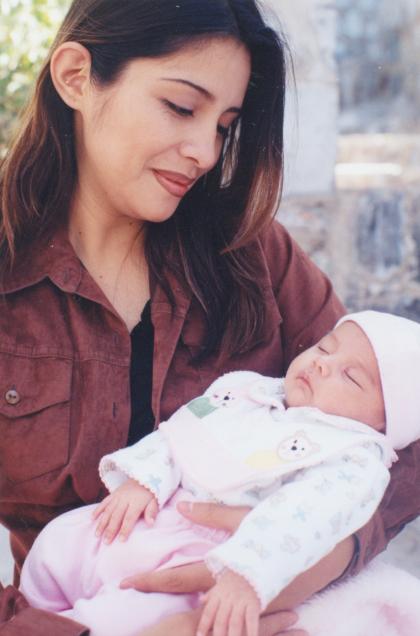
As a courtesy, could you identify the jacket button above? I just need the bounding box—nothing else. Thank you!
[5,389,20,405]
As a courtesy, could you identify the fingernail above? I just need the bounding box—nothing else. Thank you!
[177,501,193,514]
[120,579,130,589]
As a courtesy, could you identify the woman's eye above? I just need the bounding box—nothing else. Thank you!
[317,345,328,353]
[163,100,193,117]
[217,124,230,139]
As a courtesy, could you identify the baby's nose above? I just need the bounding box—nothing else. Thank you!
[313,357,330,377]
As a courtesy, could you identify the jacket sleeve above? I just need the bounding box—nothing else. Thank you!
[205,445,390,609]
[99,430,181,508]
[0,584,89,635]
[347,437,420,576]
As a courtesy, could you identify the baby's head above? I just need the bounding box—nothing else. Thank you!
[284,310,420,449]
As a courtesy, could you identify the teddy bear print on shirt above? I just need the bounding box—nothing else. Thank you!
[277,432,321,461]
[245,431,321,469]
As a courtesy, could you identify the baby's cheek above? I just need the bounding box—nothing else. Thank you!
[285,386,306,408]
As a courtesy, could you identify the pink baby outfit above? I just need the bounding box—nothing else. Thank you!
[21,370,395,635]
[20,489,228,636]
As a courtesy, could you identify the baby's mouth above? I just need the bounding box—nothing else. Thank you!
[298,372,312,390]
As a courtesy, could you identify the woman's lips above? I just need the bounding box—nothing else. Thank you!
[153,169,195,198]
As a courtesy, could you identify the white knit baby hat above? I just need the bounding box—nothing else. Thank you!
[337,310,420,450]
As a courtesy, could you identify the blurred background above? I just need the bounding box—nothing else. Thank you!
[1,0,420,586]
[267,0,420,325]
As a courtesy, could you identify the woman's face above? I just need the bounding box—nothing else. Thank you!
[74,37,251,224]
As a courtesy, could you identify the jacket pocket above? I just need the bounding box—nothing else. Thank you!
[0,354,72,484]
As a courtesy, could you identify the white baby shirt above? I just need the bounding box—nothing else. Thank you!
[100,371,395,609]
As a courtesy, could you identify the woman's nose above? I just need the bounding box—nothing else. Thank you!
[179,128,221,172]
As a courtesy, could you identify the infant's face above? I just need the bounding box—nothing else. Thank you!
[284,322,385,430]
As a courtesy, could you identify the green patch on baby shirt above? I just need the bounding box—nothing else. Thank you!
[187,396,218,418]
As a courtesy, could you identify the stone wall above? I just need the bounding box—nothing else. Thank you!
[337,0,420,132]
[337,0,404,108]
[401,3,420,107]
[280,134,420,322]
[274,0,420,323]
[264,0,339,195]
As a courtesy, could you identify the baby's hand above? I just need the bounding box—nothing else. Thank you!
[92,478,158,544]
[197,569,261,636]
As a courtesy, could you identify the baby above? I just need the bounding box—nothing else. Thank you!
[20,311,420,636]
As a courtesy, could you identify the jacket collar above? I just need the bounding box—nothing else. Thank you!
[0,225,84,295]
[1,223,193,316]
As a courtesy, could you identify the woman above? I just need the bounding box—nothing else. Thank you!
[0,1,418,635]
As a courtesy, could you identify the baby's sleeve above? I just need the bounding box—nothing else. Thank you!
[99,429,181,507]
[205,445,390,609]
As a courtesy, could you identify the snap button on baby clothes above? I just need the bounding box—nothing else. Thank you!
[5,389,20,405]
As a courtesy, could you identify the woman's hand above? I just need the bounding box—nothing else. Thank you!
[120,501,249,590]
[92,478,158,544]
[136,608,306,636]
[122,501,307,635]
[177,500,250,530]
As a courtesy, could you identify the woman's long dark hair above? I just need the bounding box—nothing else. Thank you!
[0,0,287,361]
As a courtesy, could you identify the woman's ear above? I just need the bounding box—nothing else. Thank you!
[50,42,92,110]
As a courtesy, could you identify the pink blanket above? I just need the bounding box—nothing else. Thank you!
[296,560,420,636]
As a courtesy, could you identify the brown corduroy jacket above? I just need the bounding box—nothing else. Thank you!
[1,221,419,634]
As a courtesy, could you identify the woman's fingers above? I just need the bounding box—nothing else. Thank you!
[176,501,250,532]
[120,561,214,592]
[258,611,305,636]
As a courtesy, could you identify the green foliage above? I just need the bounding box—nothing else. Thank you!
[0,0,69,154]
